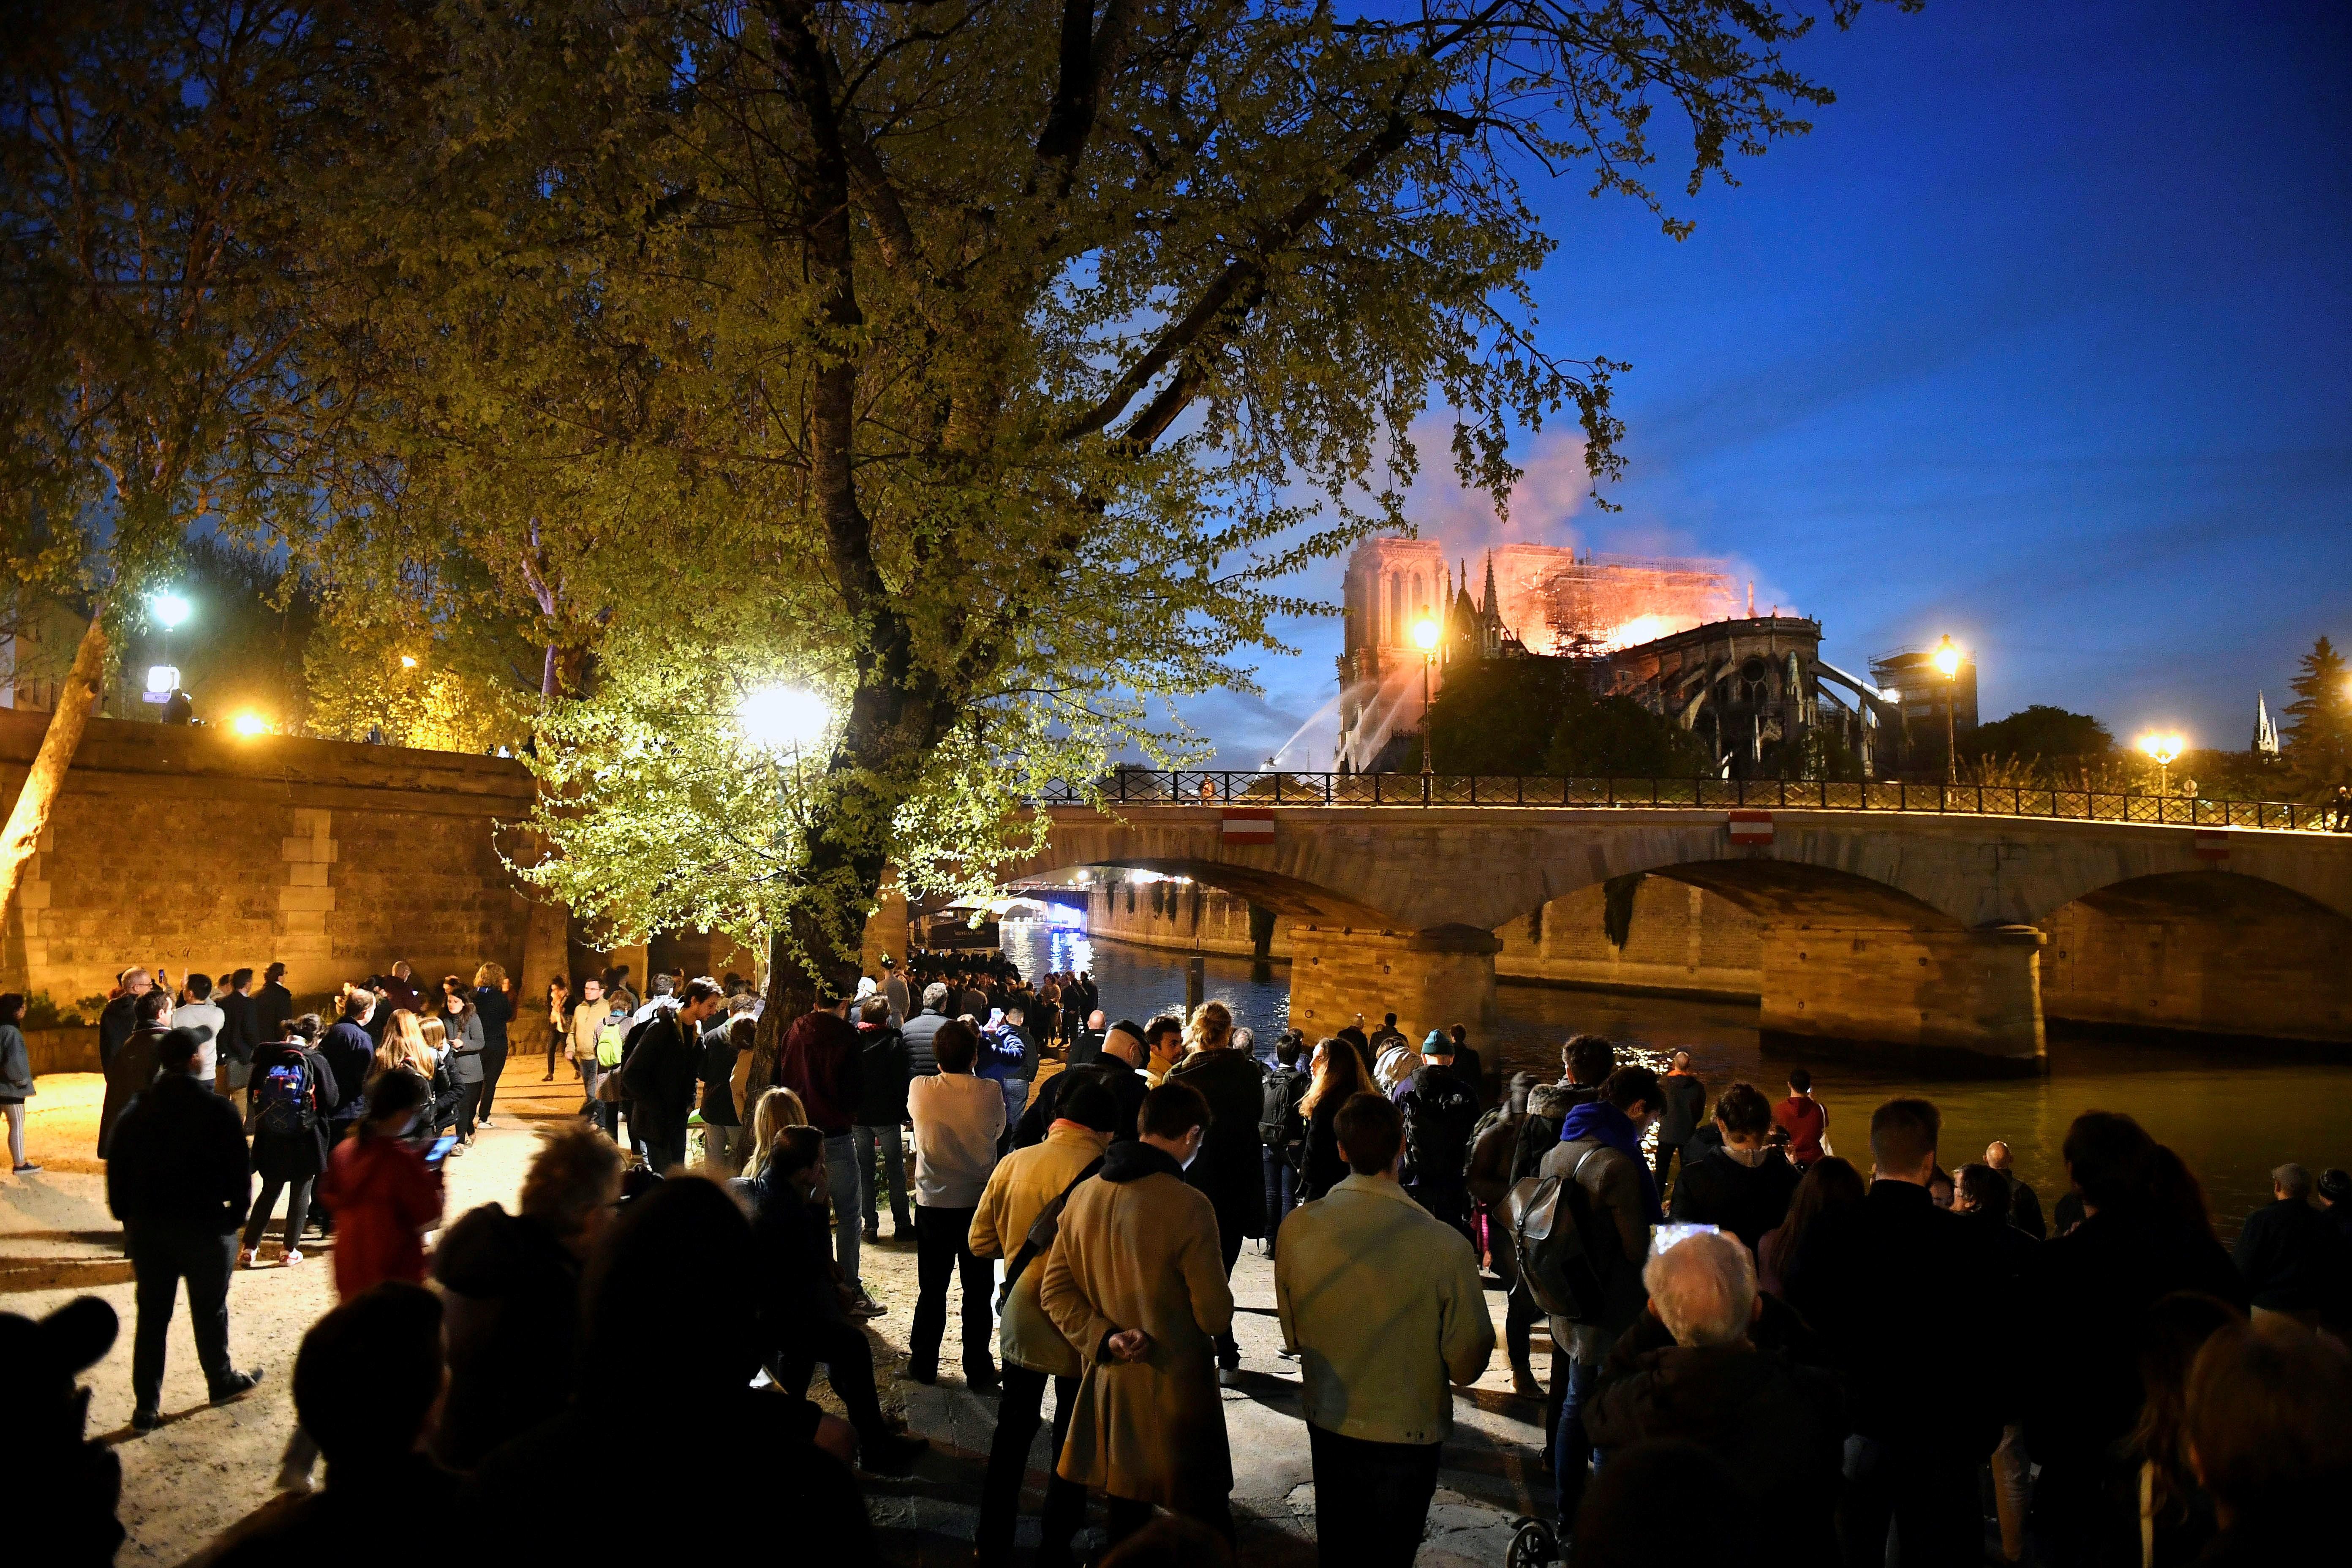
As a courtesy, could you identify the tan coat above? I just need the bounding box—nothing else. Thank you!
[1038,1147,1235,1510]
[969,1121,1108,1378]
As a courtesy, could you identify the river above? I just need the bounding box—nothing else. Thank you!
[999,919,2351,1241]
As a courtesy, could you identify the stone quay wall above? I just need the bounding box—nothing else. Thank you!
[0,711,547,1028]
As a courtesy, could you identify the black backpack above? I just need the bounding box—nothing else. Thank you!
[254,1053,316,1138]
[1402,1069,1479,1179]
[1258,1064,1307,1151]
[1505,1145,1608,1321]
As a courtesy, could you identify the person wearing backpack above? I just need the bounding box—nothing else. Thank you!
[242,1018,336,1268]
[968,1076,1118,1568]
[1504,1038,1612,1433]
[1393,1032,1480,1243]
[1256,1032,1310,1257]
[1538,1063,1666,1526]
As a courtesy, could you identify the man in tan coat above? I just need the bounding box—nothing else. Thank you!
[969,1078,1117,1568]
[1038,1080,1235,1545]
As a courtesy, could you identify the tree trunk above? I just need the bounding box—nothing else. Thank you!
[0,605,111,925]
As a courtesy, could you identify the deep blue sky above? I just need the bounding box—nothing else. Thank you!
[1183,0,2352,768]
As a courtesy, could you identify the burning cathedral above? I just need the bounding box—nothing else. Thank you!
[1332,536,1900,778]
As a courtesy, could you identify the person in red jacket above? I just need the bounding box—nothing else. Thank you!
[317,1068,444,1302]
[278,1068,444,1493]
[1771,1067,1830,1169]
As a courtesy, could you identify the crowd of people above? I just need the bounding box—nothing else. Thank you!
[11,950,2352,1568]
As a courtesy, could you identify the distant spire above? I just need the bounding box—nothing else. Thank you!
[1483,550,1500,617]
[1747,580,1756,617]
[2255,691,2281,756]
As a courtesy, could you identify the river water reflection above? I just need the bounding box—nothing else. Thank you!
[1001,920,2351,1242]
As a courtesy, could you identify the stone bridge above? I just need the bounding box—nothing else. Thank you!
[1010,804,2352,1071]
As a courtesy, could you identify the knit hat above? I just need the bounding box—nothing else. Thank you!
[1422,1029,1451,1055]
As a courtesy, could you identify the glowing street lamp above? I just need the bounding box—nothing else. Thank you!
[2139,730,2186,798]
[232,712,270,738]
[1413,615,1441,783]
[1931,635,1963,784]
[150,592,192,631]
[736,684,833,753]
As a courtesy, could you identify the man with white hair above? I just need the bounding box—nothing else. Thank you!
[1584,1232,1843,1566]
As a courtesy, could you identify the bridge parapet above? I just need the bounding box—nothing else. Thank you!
[1047,770,2341,833]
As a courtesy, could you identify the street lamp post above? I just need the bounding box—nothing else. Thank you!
[2138,731,2185,812]
[1413,615,1440,793]
[1931,635,1962,786]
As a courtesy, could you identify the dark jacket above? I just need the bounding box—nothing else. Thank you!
[619,1008,703,1133]
[430,1203,584,1470]
[1787,1179,2011,1457]
[2027,1206,2246,1489]
[1657,1072,1707,1151]
[1541,1102,1661,1338]
[248,1043,334,1181]
[698,1023,743,1127]
[471,985,512,1058]
[773,1009,864,1137]
[735,1166,844,1349]
[1583,1339,1843,1568]
[1167,1046,1269,1241]
[105,1070,251,1233]
[900,1007,949,1077]
[97,1025,167,1158]
[2233,1197,2347,1314]
[852,1022,911,1125]
[2004,1171,2046,1239]
[1015,1057,1145,1147]
[1302,1092,1349,1201]
[215,1454,462,1568]
[319,1021,376,1125]
[254,981,295,1046]
[98,992,140,1070]
[1451,1044,1486,1111]
[1669,1146,1801,1255]
[215,991,261,1067]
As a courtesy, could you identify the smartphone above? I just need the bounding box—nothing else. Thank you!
[425,1132,459,1166]
[1650,1222,1720,1257]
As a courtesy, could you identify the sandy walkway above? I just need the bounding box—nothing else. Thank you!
[2,1070,1552,1565]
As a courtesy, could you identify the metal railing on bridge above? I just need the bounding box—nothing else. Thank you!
[1033,770,2342,831]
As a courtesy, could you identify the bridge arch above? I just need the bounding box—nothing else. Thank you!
[2040,869,2352,1046]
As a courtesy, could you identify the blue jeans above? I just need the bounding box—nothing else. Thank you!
[855,1123,909,1230]
[999,1078,1030,1137]
[1549,1327,1615,1522]
[824,1132,863,1290]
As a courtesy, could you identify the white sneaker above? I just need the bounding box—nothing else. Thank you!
[283,1248,304,1266]
[241,1248,261,1269]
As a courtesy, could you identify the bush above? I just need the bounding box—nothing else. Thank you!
[21,991,99,1029]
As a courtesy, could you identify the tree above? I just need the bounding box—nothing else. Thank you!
[0,1,383,917]
[1963,704,2113,764]
[2284,635,2352,792]
[279,0,1910,1009]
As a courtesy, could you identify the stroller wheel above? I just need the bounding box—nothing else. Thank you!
[1507,1517,1559,1568]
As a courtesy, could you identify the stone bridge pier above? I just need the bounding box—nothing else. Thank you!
[1013,805,2352,1072]
[1286,923,1503,1049]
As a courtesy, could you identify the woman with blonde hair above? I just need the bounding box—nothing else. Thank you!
[1298,1035,1374,1201]
[374,1009,435,1082]
[740,1086,812,1180]
[1180,999,1234,1058]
